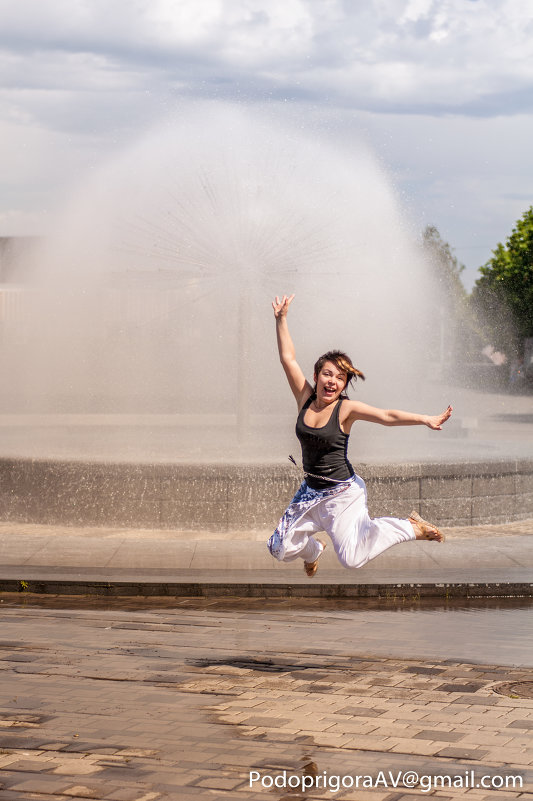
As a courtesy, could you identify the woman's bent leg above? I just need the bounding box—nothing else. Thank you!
[340,514,415,568]
[268,481,325,563]
[268,513,323,562]
[319,476,415,569]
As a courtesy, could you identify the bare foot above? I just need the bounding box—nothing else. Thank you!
[304,538,327,577]
[409,511,445,543]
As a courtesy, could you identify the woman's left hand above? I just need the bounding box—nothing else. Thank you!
[425,405,453,430]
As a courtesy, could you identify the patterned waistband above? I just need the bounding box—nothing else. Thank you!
[289,454,354,487]
[303,470,354,485]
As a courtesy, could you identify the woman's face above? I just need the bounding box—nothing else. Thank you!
[314,361,347,405]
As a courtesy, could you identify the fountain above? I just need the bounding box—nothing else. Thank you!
[0,103,531,529]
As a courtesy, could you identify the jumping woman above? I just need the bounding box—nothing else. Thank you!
[268,294,453,577]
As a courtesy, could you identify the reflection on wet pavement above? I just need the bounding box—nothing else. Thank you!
[0,599,532,799]
[2,594,532,667]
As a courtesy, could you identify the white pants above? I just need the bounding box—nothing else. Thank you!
[268,475,415,569]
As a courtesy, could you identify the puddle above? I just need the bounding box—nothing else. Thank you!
[2,594,532,667]
[322,603,533,667]
[185,602,533,669]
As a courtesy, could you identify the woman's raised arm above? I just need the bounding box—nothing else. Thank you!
[272,295,312,406]
[345,401,453,429]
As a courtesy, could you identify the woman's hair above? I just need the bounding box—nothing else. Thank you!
[313,350,365,397]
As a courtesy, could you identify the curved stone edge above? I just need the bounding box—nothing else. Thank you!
[1,580,532,599]
[0,457,532,529]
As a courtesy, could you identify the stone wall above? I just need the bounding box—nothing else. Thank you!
[0,458,532,530]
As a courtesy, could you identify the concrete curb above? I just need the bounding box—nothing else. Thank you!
[3,577,532,599]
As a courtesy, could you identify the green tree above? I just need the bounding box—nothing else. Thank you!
[422,224,467,307]
[421,225,481,366]
[472,207,533,353]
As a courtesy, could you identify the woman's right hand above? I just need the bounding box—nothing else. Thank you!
[272,294,295,319]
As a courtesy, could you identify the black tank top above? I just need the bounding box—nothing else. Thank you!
[295,395,354,490]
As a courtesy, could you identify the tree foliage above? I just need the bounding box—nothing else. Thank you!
[422,224,467,307]
[472,206,533,353]
[421,225,482,365]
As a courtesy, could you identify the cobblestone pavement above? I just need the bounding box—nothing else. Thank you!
[0,598,532,800]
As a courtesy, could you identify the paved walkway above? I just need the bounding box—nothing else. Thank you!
[0,519,532,598]
[0,599,532,800]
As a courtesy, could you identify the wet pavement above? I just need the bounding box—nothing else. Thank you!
[0,598,532,800]
[1,517,532,798]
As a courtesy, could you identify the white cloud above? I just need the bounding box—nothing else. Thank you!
[1,0,532,119]
[0,0,532,287]
[149,0,224,44]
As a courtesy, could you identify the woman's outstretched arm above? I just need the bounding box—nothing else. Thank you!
[272,294,313,406]
[345,401,453,429]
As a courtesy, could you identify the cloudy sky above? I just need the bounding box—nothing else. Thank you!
[1,0,533,289]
